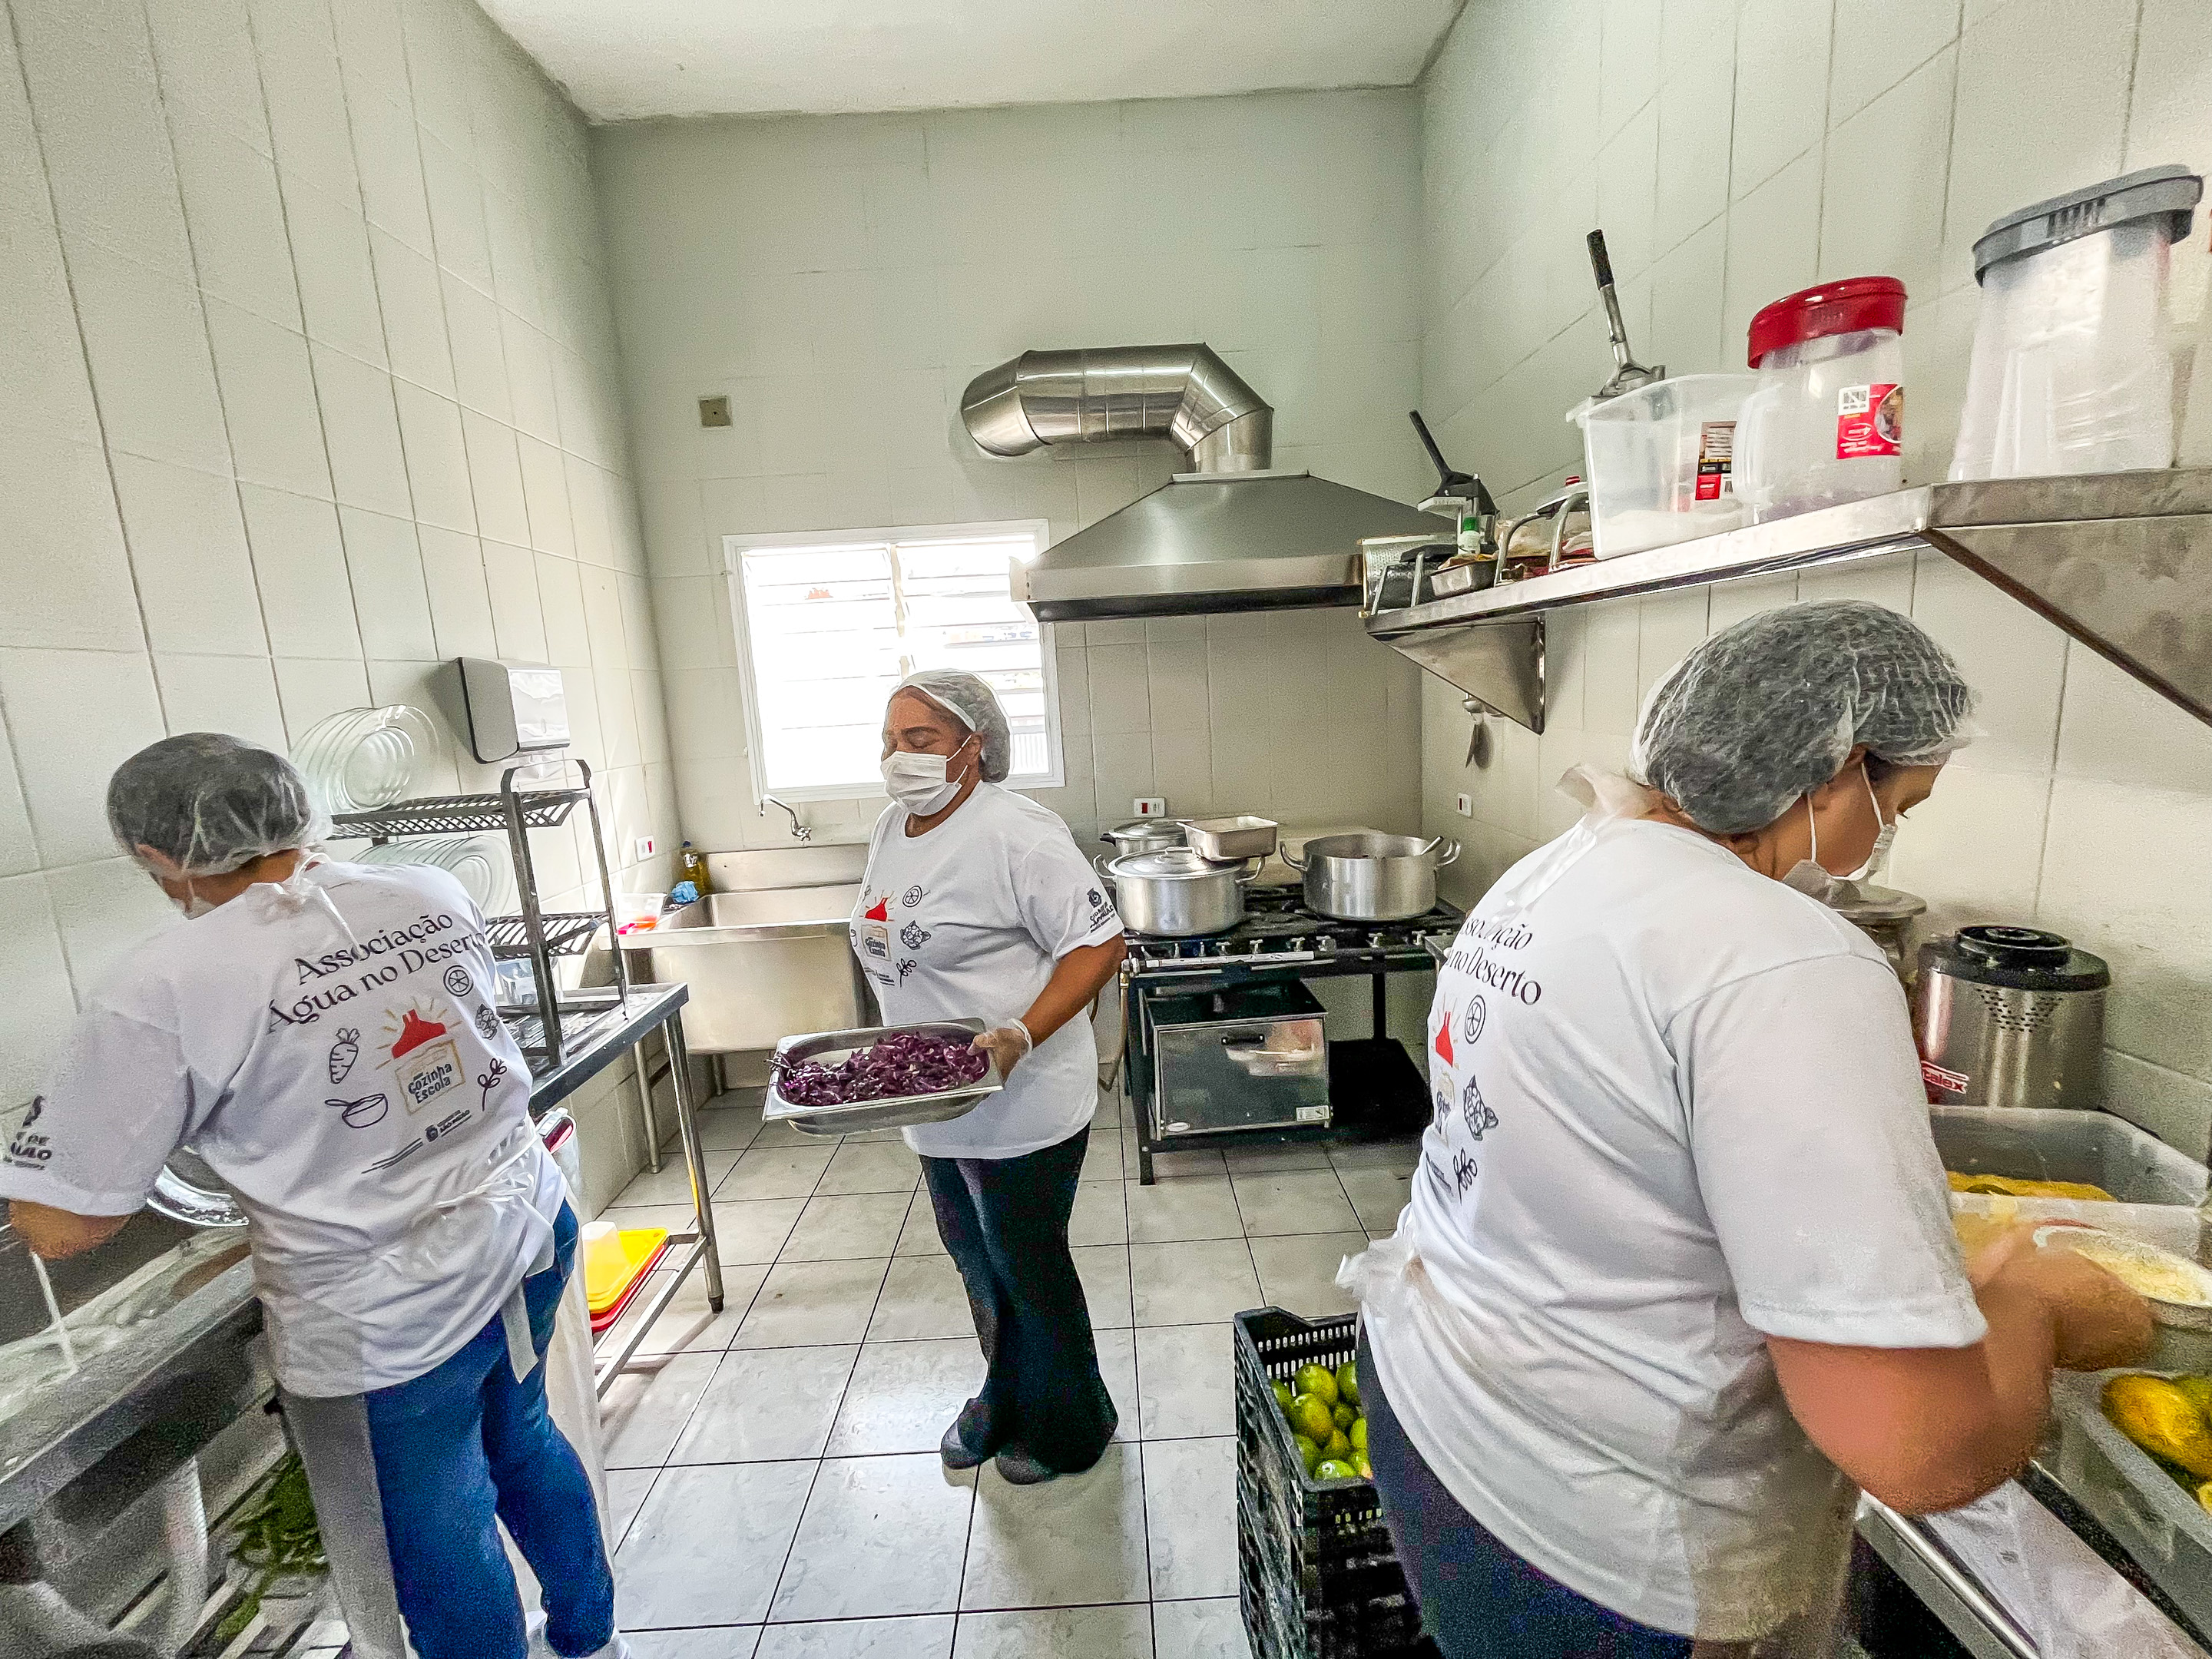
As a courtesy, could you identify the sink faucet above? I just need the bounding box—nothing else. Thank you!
[762,796,813,842]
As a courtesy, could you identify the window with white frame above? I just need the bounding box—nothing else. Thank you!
[724,520,1062,802]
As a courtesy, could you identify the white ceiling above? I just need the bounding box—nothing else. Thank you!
[479,0,1464,123]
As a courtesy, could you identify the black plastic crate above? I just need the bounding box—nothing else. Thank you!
[1235,1306,1435,1659]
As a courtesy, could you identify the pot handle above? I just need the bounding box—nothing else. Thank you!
[1094,853,1118,887]
[1281,843,1308,872]
[1234,858,1264,884]
[1420,836,1462,867]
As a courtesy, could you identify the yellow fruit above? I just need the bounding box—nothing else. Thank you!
[1325,1429,1353,1461]
[2175,1376,2212,1419]
[1349,1416,1368,1453]
[1272,1379,1294,1412]
[1332,1402,1356,1432]
[1336,1362,1361,1407]
[1295,1364,1339,1408]
[2104,1374,2212,1478]
[1313,1459,1356,1481]
[1356,1455,1373,1479]
[1292,1434,1321,1474]
[1288,1394,1336,1444]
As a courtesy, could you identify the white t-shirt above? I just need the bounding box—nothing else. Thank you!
[850,784,1122,1160]
[0,861,563,1398]
[1363,817,1984,1641]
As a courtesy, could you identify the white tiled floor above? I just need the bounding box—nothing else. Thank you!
[588,1087,1420,1657]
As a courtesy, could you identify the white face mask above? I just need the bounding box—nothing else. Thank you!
[881,736,975,816]
[1781,763,1896,902]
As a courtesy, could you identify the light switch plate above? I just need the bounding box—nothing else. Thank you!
[1454,793,1472,816]
[1133,797,1168,817]
[635,836,657,860]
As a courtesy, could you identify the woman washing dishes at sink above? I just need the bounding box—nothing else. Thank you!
[1342,602,2151,1657]
[856,671,1127,1484]
[0,736,628,1659]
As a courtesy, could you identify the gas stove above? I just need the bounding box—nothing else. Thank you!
[1122,888,1463,979]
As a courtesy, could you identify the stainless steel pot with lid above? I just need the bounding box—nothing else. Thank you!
[1283,832,1460,922]
[1101,819,1184,859]
[1101,848,1260,938]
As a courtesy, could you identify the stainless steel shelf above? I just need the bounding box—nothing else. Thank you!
[1366,469,2212,735]
[327,786,590,839]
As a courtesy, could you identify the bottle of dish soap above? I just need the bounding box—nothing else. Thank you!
[672,840,711,899]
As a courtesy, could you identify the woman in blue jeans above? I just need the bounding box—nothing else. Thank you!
[4,736,628,1659]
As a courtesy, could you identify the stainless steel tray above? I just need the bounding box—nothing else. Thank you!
[763,1018,1004,1136]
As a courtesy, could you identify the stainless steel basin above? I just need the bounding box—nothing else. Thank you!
[647,884,869,1052]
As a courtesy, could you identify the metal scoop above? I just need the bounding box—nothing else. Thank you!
[1585,229,1663,403]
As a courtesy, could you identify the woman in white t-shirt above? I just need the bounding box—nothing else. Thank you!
[1343,602,2149,1657]
[850,671,1127,1485]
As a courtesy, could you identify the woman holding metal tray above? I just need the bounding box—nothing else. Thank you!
[850,669,1128,1485]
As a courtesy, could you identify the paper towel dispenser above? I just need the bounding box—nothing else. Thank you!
[456,658,570,763]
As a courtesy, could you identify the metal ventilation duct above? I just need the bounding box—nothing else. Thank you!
[959,345,1442,622]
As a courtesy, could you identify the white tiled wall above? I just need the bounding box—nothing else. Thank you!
[0,0,671,1114]
[592,91,1430,852]
[1418,0,2212,1154]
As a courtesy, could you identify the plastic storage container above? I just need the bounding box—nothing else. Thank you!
[1235,1307,1428,1659]
[2053,1370,2212,1645]
[1952,165,2202,482]
[1930,1105,2207,1260]
[1735,276,1907,523]
[1575,374,1757,558]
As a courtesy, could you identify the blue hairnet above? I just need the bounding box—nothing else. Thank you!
[889,671,1013,782]
[108,733,326,876]
[1630,600,1975,834]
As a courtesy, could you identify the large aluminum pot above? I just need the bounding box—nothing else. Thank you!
[1102,848,1260,937]
[1101,818,1184,859]
[1283,833,1461,922]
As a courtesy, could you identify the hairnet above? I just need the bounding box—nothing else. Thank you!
[889,671,1012,782]
[1629,600,1975,834]
[108,733,326,876]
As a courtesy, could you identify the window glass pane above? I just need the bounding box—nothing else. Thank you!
[732,526,1057,796]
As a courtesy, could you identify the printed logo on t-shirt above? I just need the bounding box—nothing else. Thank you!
[897,958,919,982]
[900,921,930,950]
[1432,1089,1452,1126]
[328,1028,361,1084]
[383,1002,463,1113]
[863,898,889,922]
[328,1092,389,1129]
[1461,1075,1498,1140]
[1433,1010,1455,1066]
[473,1004,501,1040]
[902,886,926,908]
[442,965,475,999]
[4,1097,52,1169]
[1462,995,1487,1047]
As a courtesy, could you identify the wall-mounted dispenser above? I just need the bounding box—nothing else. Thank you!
[456,658,571,763]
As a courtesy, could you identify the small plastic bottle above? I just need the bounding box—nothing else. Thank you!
[673,840,712,896]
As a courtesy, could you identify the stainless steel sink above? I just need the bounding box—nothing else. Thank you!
[647,884,870,1052]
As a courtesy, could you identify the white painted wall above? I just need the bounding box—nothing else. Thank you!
[1418,0,2212,1155]
[593,90,1432,854]
[0,0,675,1202]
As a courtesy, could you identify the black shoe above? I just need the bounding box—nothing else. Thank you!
[939,1400,998,1470]
[992,1444,1058,1485]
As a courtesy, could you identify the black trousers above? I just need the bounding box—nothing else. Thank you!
[922,1123,1118,1472]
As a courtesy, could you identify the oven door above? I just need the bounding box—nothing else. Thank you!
[1144,982,1330,1138]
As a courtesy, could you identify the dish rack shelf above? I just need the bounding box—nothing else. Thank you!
[324,758,628,1066]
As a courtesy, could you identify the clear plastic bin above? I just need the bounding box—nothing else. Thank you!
[1952,165,2201,482]
[1737,276,1907,523]
[1932,1105,2207,1260]
[2052,1370,2212,1644]
[1574,374,1757,558]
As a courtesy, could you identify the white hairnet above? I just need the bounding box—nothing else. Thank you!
[109,733,326,876]
[1630,600,1975,834]
[889,671,1012,782]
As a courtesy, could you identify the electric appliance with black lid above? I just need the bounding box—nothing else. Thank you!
[1916,925,2110,1109]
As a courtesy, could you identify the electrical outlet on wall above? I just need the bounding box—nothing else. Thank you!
[1133,797,1168,817]
[635,836,658,861]
[1454,793,1472,817]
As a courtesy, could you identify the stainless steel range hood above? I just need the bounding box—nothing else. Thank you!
[960,345,1443,622]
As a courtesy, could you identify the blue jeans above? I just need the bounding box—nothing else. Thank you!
[1358,1328,1694,1659]
[363,1204,614,1659]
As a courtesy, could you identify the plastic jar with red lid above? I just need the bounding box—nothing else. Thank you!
[1735,276,1907,524]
